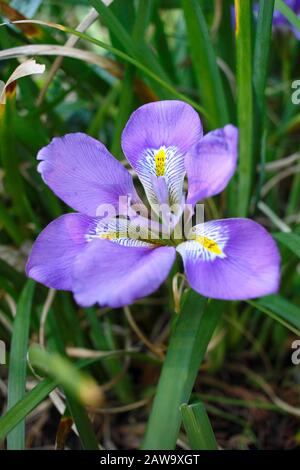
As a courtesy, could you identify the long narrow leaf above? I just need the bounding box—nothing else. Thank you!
[249,296,300,336]
[253,0,275,116]
[275,0,300,34]
[0,378,55,444]
[0,23,206,115]
[89,0,172,98]
[7,280,35,449]
[235,0,254,216]
[142,293,222,450]
[28,345,103,407]
[65,393,99,450]
[0,350,156,442]
[180,402,218,450]
[182,0,229,129]
[274,232,300,259]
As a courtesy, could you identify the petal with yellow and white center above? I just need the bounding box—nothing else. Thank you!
[86,217,156,248]
[121,100,202,215]
[177,218,280,300]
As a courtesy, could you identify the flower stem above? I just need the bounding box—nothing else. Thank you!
[141,291,222,450]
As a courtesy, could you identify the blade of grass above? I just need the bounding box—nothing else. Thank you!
[0,258,25,291]
[0,200,23,244]
[109,0,135,51]
[142,293,222,450]
[28,345,103,408]
[275,0,300,34]
[253,0,275,174]
[193,393,283,413]
[0,350,157,442]
[182,0,229,129]
[0,33,206,115]
[253,0,275,118]
[86,309,134,403]
[235,0,254,216]
[153,6,178,83]
[111,0,153,158]
[87,82,120,138]
[7,280,35,449]
[248,296,300,336]
[180,402,218,450]
[274,231,300,259]
[89,0,171,98]
[0,84,31,225]
[65,393,99,450]
[0,377,56,444]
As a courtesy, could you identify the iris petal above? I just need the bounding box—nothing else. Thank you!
[186,125,238,205]
[122,100,202,213]
[177,218,280,300]
[26,213,93,290]
[38,133,141,217]
[73,240,176,308]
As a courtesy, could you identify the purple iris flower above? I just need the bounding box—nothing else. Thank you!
[26,100,280,308]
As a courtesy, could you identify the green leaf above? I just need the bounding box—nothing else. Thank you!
[275,0,300,34]
[0,378,56,444]
[111,0,153,158]
[253,0,275,162]
[142,293,222,450]
[1,19,206,116]
[65,393,99,450]
[274,232,300,259]
[0,350,157,443]
[0,89,31,224]
[249,295,300,336]
[181,0,229,129]
[88,0,171,98]
[253,0,275,114]
[7,280,35,449]
[86,309,134,404]
[28,345,103,407]
[0,200,23,245]
[235,0,254,217]
[180,402,218,450]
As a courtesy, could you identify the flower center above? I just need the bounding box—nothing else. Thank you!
[155,147,166,176]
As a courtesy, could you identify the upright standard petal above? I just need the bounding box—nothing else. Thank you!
[177,218,280,300]
[26,213,93,290]
[186,125,238,206]
[38,133,141,217]
[121,101,202,212]
[73,240,176,308]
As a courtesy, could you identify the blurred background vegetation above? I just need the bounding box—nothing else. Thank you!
[0,0,300,450]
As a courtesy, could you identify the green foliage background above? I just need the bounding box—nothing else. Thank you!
[0,0,299,450]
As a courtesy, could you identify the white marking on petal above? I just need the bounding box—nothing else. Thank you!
[178,222,229,262]
[136,145,185,210]
[86,218,154,248]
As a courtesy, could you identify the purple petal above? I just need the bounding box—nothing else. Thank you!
[73,240,176,307]
[177,218,280,300]
[38,133,141,217]
[186,125,238,205]
[26,213,92,290]
[121,100,202,211]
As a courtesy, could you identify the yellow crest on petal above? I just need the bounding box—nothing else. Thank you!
[155,147,166,176]
[195,236,223,256]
